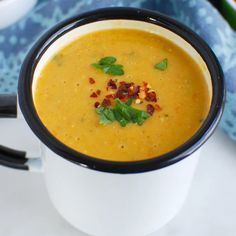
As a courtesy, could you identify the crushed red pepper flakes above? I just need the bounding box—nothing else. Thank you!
[105,94,115,100]
[115,90,128,101]
[119,81,126,86]
[114,81,133,101]
[121,97,130,102]
[132,85,140,98]
[101,98,111,108]
[90,92,98,98]
[91,78,161,116]
[143,81,148,86]
[147,104,155,115]
[94,102,100,108]
[145,91,157,102]
[155,104,162,111]
[138,90,146,100]
[107,79,117,90]
[89,77,95,84]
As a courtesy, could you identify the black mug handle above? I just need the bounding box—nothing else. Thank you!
[0,94,17,118]
[0,94,29,170]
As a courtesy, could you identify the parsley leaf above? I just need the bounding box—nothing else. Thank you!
[103,64,124,76]
[126,98,133,106]
[113,109,129,127]
[114,99,150,126]
[92,56,124,76]
[91,63,104,69]
[135,110,150,125]
[99,56,116,65]
[96,107,115,125]
[95,99,150,127]
[154,58,168,71]
[115,99,132,120]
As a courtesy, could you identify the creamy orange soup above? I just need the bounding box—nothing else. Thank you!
[33,29,210,162]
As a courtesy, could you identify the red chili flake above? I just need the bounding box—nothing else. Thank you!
[115,90,128,100]
[115,81,133,100]
[145,91,157,102]
[155,104,162,111]
[128,85,141,98]
[132,85,140,98]
[94,102,100,108]
[101,98,111,108]
[89,77,95,84]
[147,104,155,115]
[119,81,133,88]
[138,90,147,100]
[90,92,98,98]
[119,81,126,86]
[107,79,117,90]
[142,81,148,90]
[96,89,101,95]
[105,94,115,100]
[122,97,130,102]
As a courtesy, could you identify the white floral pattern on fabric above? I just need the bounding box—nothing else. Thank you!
[0,0,235,140]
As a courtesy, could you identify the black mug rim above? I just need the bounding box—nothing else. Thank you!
[18,7,225,174]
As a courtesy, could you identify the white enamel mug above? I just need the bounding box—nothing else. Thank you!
[0,8,224,236]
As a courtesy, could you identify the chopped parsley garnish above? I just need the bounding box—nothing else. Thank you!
[99,56,116,65]
[126,98,133,106]
[92,56,124,76]
[95,98,150,127]
[96,107,115,125]
[154,58,168,71]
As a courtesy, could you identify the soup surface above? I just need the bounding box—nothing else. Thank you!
[34,29,210,162]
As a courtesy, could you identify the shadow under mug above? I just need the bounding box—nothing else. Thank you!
[0,7,224,236]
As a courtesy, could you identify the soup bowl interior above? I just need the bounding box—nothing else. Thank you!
[18,8,224,173]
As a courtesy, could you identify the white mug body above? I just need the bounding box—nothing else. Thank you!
[43,145,200,236]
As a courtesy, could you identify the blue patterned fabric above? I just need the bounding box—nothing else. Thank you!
[0,0,235,140]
